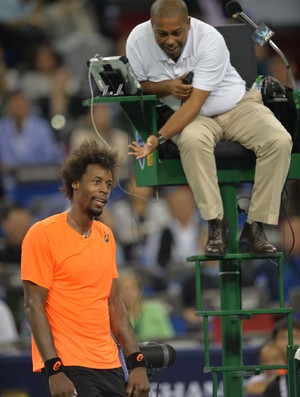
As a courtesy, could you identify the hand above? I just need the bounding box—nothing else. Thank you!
[126,367,151,397]
[49,372,76,397]
[128,136,158,159]
[169,72,193,101]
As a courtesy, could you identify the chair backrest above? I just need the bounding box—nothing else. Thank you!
[215,24,257,88]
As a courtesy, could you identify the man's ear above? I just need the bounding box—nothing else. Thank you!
[187,16,191,29]
[72,181,79,190]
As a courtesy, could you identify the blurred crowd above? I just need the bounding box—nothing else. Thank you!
[0,0,300,358]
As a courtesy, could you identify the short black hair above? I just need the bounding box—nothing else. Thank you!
[151,0,188,20]
[272,317,300,340]
[59,139,120,200]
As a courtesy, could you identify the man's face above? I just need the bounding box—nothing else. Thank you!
[72,164,113,217]
[152,15,190,61]
[4,208,32,247]
[274,327,300,362]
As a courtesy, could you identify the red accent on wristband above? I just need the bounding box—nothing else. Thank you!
[44,357,65,377]
[126,352,147,370]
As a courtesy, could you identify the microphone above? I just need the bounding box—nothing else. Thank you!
[225,1,296,89]
[138,342,176,370]
[225,1,258,30]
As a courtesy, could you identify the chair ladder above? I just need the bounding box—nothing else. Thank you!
[186,183,299,397]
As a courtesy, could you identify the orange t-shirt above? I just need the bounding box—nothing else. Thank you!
[21,212,120,372]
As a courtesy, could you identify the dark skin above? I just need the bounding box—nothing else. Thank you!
[128,13,211,159]
[23,164,150,397]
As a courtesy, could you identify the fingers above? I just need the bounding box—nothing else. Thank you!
[128,142,145,159]
[128,143,141,156]
[129,141,140,148]
[128,141,154,159]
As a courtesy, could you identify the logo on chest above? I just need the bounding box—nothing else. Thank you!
[104,231,110,243]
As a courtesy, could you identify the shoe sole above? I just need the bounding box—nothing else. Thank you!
[239,242,277,258]
[205,251,226,258]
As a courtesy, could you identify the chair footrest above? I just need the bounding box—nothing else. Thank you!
[187,252,284,262]
[196,308,293,317]
[204,364,288,374]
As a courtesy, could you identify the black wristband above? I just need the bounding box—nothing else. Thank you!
[126,352,147,370]
[44,357,65,377]
[155,132,166,147]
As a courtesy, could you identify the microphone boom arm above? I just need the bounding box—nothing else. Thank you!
[268,40,296,89]
[234,10,297,89]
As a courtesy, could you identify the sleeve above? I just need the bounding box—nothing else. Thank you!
[193,30,230,92]
[126,30,148,82]
[21,224,54,289]
[111,232,119,279]
[101,223,119,279]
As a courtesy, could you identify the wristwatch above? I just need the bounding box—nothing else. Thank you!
[155,132,166,146]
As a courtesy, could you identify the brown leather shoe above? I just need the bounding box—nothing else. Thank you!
[205,219,228,257]
[239,222,277,257]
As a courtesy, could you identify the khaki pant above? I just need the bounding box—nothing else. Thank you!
[174,89,292,225]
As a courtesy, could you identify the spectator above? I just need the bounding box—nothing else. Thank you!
[0,205,33,265]
[280,216,300,305]
[155,186,202,269]
[118,269,176,342]
[267,54,299,89]
[18,42,82,123]
[263,317,300,397]
[0,205,32,331]
[272,317,300,363]
[244,340,283,396]
[68,104,131,182]
[0,90,64,170]
[106,177,170,267]
[0,297,19,348]
[0,61,14,117]
[42,0,114,88]
[142,185,207,291]
[0,0,46,67]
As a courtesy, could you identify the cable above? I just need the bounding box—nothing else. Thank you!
[87,54,161,205]
[87,55,112,149]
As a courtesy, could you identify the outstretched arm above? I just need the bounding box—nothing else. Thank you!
[128,86,211,159]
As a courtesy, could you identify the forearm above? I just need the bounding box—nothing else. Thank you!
[24,300,58,361]
[141,80,173,98]
[23,282,76,394]
[112,305,150,397]
[154,88,211,142]
[128,99,201,156]
[109,294,140,356]
[158,100,200,140]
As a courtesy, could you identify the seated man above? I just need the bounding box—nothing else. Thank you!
[127,0,292,257]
